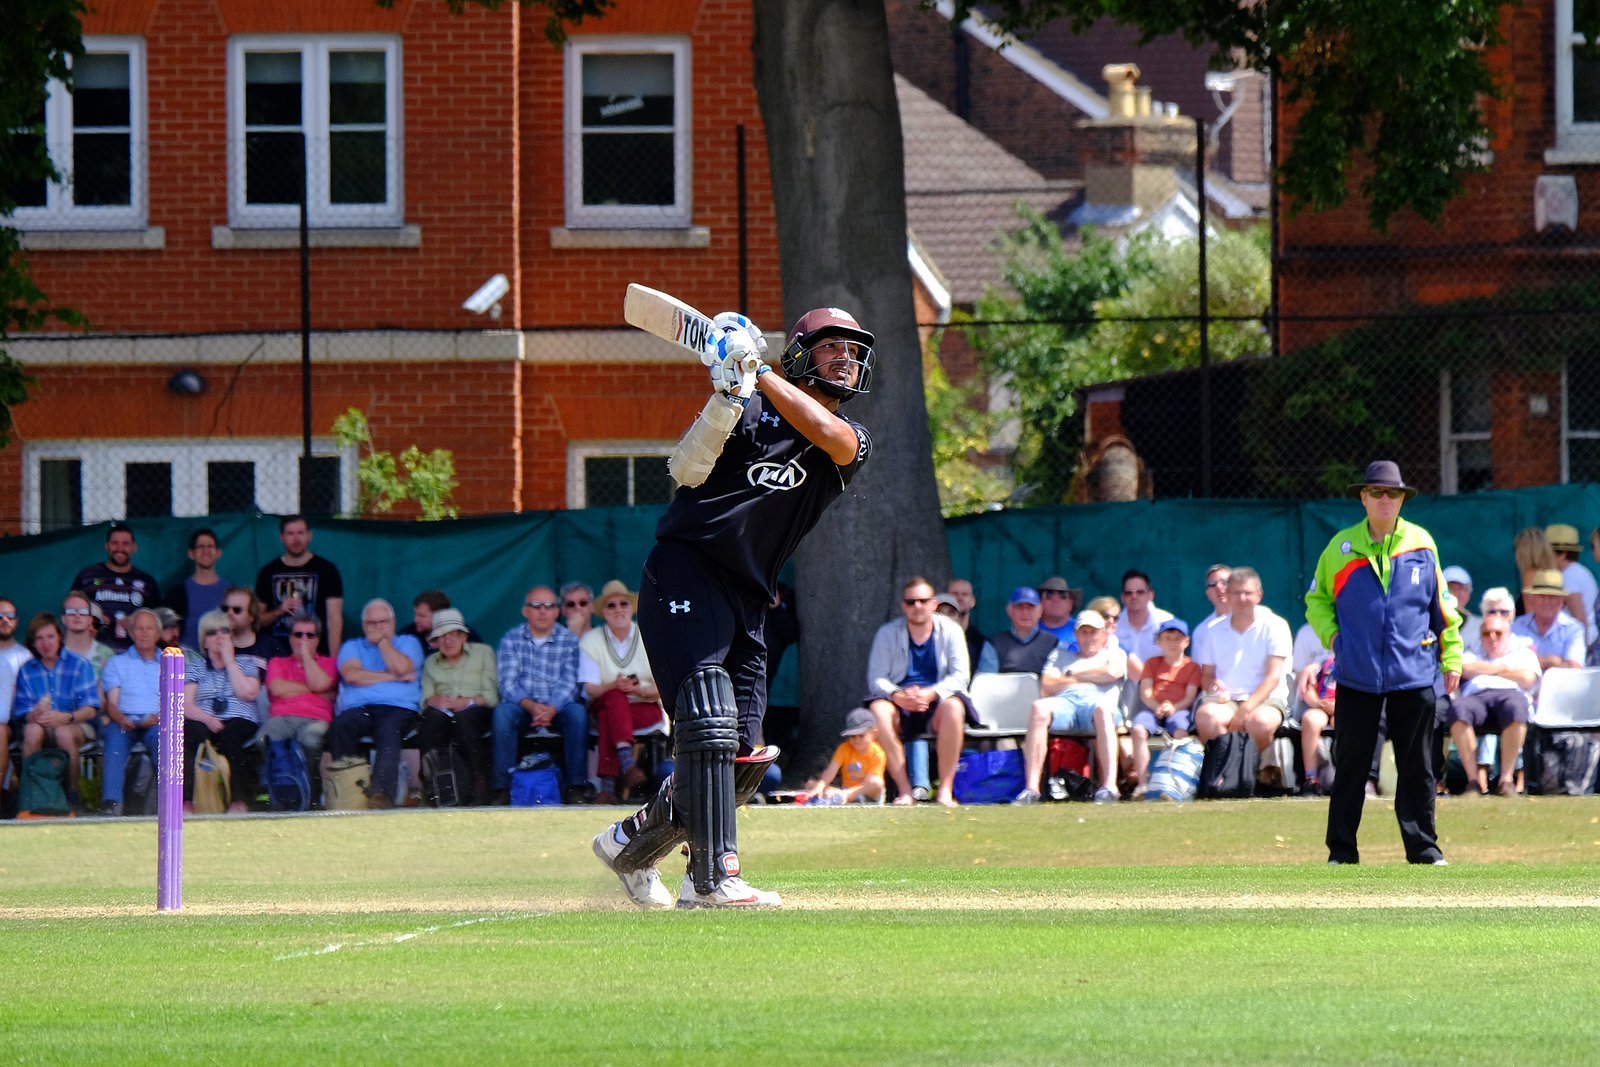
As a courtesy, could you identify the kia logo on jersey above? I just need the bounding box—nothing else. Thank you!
[747,460,807,491]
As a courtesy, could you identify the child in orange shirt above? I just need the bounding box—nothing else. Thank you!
[1131,618,1202,798]
[803,707,886,804]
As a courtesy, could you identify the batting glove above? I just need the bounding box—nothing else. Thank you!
[710,326,763,396]
[712,312,769,360]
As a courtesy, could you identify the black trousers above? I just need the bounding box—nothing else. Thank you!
[416,704,492,792]
[1327,684,1442,864]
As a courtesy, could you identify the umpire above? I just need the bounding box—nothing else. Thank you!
[1304,461,1461,865]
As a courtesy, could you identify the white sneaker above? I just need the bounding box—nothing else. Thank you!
[677,874,783,909]
[592,825,673,910]
[1013,788,1040,805]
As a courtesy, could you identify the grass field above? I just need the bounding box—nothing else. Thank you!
[5,796,1600,1065]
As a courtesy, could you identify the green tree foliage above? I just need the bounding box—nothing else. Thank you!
[922,330,1008,515]
[1,0,89,445]
[333,408,460,520]
[946,0,1505,230]
[377,0,613,46]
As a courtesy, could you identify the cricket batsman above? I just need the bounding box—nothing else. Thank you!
[593,305,875,908]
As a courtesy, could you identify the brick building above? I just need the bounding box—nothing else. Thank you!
[5,0,778,531]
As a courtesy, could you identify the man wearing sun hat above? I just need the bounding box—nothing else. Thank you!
[1546,523,1597,648]
[1306,460,1460,866]
[1512,569,1585,672]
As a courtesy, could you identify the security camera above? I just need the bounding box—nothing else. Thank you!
[463,273,510,319]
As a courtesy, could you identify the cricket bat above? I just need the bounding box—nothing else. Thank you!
[624,283,719,361]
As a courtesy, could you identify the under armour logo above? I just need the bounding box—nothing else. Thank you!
[669,600,691,614]
[760,411,780,426]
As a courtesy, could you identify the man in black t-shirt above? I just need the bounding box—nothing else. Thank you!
[72,522,161,651]
[255,515,344,655]
[594,306,874,910]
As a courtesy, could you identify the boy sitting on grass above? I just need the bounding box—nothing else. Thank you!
[1130,618,1201,799]
[803,707,886,804]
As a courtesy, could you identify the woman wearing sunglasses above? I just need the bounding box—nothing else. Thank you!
[1305,460,1461,866]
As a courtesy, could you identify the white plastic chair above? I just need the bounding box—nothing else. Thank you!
[1531,666,1600,728]
[965,672,1040,740]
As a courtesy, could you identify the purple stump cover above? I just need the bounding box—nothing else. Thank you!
[157,647,185,910]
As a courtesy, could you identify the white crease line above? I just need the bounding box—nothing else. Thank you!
[273,911,552,961]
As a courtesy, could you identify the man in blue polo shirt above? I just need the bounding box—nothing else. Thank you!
[326,598,425,809]
[99,607,164,816]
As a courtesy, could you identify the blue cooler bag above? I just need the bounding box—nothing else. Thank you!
[952,748,1025,804]
[509,753,562,806]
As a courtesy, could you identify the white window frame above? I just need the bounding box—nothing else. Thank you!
[1438,369,1493,495]
[1549,0,1600,162]
[226,35,403,229]
[564,35,691,229]
[567,441,675,509]
[7,36,147,230]
[20,438,355,534]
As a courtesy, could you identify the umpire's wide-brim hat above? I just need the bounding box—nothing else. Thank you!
[1346,460,1417,499]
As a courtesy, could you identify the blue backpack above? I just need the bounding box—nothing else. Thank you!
[264,737,311,812]
[951,748,1026,805]
[510,752,562,806]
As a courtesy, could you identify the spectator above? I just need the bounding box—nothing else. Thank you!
[1547,523,1597,647]
[1513,570,1585,670]
[166,528,230,650]
[221,586,283,662]
[258,613,337,791]
[1035,576,1080,652]
[1130,618,1200,798]
[946,578,987,669]
[1015,609,1128,804]
[0,597,31,801]
[256,515,344,655]
[1443,566,1480,656]
[325,599,423,809]
[492,586,587,804]
[1190,563,1232,668]
[99,607,163,816]
[155,607,183,650]
[15,613,98,809]
[975,587,1058,675]
[1479,587,1519,643]
[1195,566,1292,754]
[1115,569,1174,682]
[580,580,666,805]
[559,582,595,638]
[1294,653,1337,794]
[1512,526,1558,607]
[418,608,497,806]
[802,707,886,804]
[61,589,113,679]
[866,576,973,807]
[1446,617,1540,796]
[182,609,263,813]
[71,522,161,651]
[400,590,484,648]
[1086,595,1122,638]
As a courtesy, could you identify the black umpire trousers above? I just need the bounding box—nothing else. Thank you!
[1327,684,1442,864]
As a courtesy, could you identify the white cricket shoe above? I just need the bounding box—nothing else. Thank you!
[677,874,783,909]
[592,825,673,910]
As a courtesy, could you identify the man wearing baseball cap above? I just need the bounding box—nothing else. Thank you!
[1441,566,1481,656]
[1016,608,1127,804]
[1035,576,1081,653]
[976,587,1059,676]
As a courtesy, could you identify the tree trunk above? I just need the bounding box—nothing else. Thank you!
[752,0,951,779]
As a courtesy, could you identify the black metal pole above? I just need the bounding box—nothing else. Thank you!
[1268,70,1280,361]
[736,124,748,315]
[299,132,312,460]
[1196,116,1212,498]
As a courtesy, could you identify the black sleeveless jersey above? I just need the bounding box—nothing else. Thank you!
[654,391,869,601]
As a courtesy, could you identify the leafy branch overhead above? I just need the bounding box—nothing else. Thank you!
[944,0,1505,230]
[332,408,460,520]
[375,0,614,46]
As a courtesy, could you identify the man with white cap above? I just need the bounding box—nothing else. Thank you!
[1016,608,1127,804]
[1442,566,1481,656]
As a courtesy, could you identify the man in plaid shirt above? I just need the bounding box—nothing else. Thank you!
[491,585,587,803]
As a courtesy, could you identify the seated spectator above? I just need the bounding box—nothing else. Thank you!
[181,609,263,814]
[493,586,587,804]
[1115,570,1173,683]
[1513,525,1559,594]
[1547,523,1596,646]
[866,576,973,807]
[1035,576,1081,651]
[580,580,665,805]
[1512,570,1585,670]
[0,596,30,803]
[559,582,595,638]
[418,608,498,806]
[1442,566,1479,656]
[61,589,113,679]
[15,612,99,810]
[258,613,338,789]
[802,707,886,804]
[222,586,285,661]
[401,590,484,648]
[1086,595,1122,647]
[1016,609,1127,804]
[1130,618,1200,798]
[155,607,183,650]
[1291,619,1330,685]
[326,599,424,809]
[71,522,161,651]
[1195,566,1291,754]
[1190,563,1232,666]
[1294,653,1337,794]
[976,587,1058,675]
[167,528,230,650]
[99,607,164,816]
[946,578,987,670]
[1446,617,1540,796]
